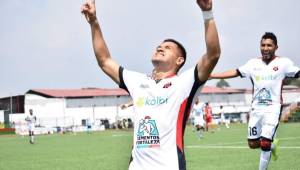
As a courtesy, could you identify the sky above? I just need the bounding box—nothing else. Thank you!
[0,0,299,98]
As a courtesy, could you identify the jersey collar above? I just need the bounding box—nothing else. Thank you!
[154,73,177,84]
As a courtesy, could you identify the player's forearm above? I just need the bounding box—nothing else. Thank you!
[204,18,221,63]
[196,12,221,82]
[90,20,111,68]
[210,69,239,79]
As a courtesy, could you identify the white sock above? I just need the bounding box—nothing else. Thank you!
[259,151,271,170]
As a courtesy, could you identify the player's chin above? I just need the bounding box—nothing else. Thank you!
[151,59,160,65]
[262,54,272,60]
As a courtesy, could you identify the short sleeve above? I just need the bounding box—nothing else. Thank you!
[118,66,147,95]
[284,58,300,78]
[176,66,206,100]
[237,59,253,78]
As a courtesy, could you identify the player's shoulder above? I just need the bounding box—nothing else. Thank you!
[123,69,149,82]
[275,56,292,62]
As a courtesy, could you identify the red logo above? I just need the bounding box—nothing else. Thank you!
[163,82,172,88]
[273,66,278,71]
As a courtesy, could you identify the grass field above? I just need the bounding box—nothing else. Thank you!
[0,123,299,170]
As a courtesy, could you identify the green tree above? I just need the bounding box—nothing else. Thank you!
[216,79,230,88]
[283,78,300,87]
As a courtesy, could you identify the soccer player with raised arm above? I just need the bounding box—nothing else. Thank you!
[81,0,221,169]
[210,32,300,170]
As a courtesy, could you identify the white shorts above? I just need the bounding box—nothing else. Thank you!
[247,105,281,141]
[194,116,205,127]
[220,115,226,123]
[28,123,35,131]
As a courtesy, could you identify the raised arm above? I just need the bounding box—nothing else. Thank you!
[81,0,120,84]
[196,0,221,82]
[210,69,239,79]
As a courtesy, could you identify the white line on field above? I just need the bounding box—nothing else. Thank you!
[278,136,300,140]
[112,134,132,137]
[186,136,300,149]
[186,145,300,149]
[190,136,300,146]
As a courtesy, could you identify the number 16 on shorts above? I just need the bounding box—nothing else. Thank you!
[249,126,258,137]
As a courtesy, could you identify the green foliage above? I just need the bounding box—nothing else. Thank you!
[0,124,300,170]
[283,78,300,87]
[216,79,230,88]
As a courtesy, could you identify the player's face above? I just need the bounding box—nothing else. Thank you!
[151,41,183,71]
[260,38,277,62]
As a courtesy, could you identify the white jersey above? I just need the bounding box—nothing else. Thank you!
[192,102,204,117]
[25,115,36,131]
[25,115,36,124]
[220,108,225,122]
[237,57,300,107]
[192,102,205,126]
[119,66,205,170]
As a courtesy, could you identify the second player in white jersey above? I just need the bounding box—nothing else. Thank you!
[210,32,300,170]
[238,56,299,107]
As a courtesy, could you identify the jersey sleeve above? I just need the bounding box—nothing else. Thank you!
[284,58,300,78]
[177,66,206,99]
[119,66,147,95]
[237,59,253,78]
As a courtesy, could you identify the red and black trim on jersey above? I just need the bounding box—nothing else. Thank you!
[176,66,205,170]
[119,66,128,92]
[118,66,206,170]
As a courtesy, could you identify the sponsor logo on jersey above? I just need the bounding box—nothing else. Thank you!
[136,116,160,148]
[136,96,168,107]
[254,75,280,82]
[254,88,272,105]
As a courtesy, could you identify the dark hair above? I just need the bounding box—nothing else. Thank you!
[163,39,186,71]
[261,32,277,46]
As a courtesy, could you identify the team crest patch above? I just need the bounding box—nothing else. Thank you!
[136,116,160,148]
[163,82,172,88]
[273,66,278,71]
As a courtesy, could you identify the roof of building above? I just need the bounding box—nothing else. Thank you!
[201,86,247,94]
[25,86,249,98]
[26,88,129,98]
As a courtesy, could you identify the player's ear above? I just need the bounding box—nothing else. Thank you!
[176,57,185,66]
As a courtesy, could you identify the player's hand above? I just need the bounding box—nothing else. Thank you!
[81,0,97,24]
[196,0,212,11]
